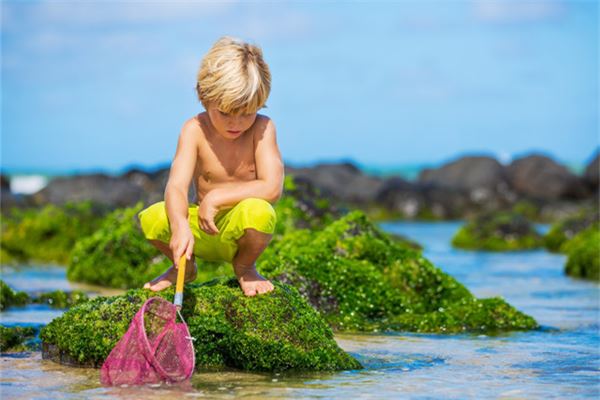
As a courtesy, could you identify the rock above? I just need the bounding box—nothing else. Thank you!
[286,162,384,205]
[418,155,515,205]
[375,177,425,219]
[507,153,589,200]
[66,179,343,290]
[0,280,29,311]
[67,203,170,289]
[30,174,145,207]
[583,150,599,192]
[122,166,196,205]
[1,202,104,264]
[0,326,37,353]
[376,176,496,220]
[40,278,363,371]
[32,290,89,309]
[259,211,538,333]
[274,175,343,234]
[451,211,544,251]
[418,183,476,219]
[0,280,89,310]
[377,155,519,220]
[544,207,600,252]
[0,174,9,191]
[562,223,600,281]
[0,174,24,211]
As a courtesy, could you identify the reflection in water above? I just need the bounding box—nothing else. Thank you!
[1,221,599,399]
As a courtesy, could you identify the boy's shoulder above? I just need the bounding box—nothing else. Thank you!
[182,113,204,132]
[182,112,276,135]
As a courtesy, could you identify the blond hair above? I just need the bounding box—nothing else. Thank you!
[196,36,271,115]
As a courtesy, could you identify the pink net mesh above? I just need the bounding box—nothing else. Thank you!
[100,297,195,386]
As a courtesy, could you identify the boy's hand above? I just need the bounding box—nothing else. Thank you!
[170,225,195,268]
[198,193,220,235]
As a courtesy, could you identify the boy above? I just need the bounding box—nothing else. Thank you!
[138,36,283,297]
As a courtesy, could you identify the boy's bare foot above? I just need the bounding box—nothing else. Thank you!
[143,261,198,292]
[234,265,274,296]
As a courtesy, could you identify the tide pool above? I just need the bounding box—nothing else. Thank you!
[1,221,598,399]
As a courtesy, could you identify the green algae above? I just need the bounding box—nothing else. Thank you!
[65,176,348,290]
[34,290,89,309]
[64,202,537,334]
[273,175,339,236]
[543,208,599,253]
[0,325,37,352]
[0,279,89,310]
[1,202,104,264]
[40,278,362,371]
[257,211,538,333]
[451,211,543,251]
[562,223,600,282]
[0,280,29,310]
[67,203,171,289]
[511,200,540,222]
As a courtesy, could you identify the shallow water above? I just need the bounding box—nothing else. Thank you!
[1,222,598,399]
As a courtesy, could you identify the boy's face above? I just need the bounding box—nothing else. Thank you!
[206,103,257,140]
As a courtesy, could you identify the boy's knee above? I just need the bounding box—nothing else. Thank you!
[138,201,170,240]
[237,198,277,233]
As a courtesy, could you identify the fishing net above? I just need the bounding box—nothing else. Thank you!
[100,296,195,386]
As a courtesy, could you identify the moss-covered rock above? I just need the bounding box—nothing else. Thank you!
[273,175,341,237]
[257,211,538,333]
[562,223,600,281]
[67,203,170,289]
[0,325,37,352]
[451,211,543,251]
[65,176,356,290]
[543,209,599,253]
[40,278,362,371]
[0,280,29,310]
[1,202,105,264]
[511,199,541,221]
[33,290,89,308]
[1,279,89,310]
[0,247,17,265]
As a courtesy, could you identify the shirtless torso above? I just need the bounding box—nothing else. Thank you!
[193,112,261,203]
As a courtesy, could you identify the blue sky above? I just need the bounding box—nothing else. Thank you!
[1,0,598,173]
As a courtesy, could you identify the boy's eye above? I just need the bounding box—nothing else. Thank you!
[218,110,228,116]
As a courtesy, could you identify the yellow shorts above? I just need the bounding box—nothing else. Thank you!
[138,198,277,263]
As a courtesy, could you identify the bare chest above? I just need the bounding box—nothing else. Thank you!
[194,133,257,194]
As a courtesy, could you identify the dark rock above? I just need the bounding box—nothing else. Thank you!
[544,207,600,252]
[376,177,423,218]
[507,153,589,200]
[418,155,514,204]
[31,174,145,207]
[377,175,504,220]
[285,162,384,205]
[0,174,24,211]
[121,166,180,204]
[583,150,599,192]
[0,175,10,191]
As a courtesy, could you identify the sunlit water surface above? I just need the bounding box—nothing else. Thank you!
[1,221,598,399]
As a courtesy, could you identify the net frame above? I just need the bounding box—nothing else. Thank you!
[100,296,195,386]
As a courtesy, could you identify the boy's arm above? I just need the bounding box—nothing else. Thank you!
[164,120,198,263]
[198,119,283,234]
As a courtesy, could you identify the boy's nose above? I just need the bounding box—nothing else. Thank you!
[229,116,243,127]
